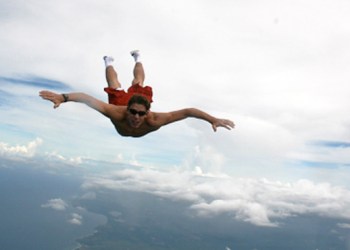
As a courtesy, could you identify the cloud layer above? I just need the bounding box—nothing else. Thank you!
[82,167,350,227]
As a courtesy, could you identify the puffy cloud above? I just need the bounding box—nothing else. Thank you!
[191,200,275,227]
[41,198,68,211]
[82,168,350,227]
[183,145,227,174]
[44,151,83,165]
[68,213,83,225]
[0,138,85,168]
[0,138,42,158]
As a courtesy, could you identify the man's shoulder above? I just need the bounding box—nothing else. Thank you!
[107,105,127,117]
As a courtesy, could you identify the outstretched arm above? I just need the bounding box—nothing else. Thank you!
[149,108,235,132]
[39,90,123,119]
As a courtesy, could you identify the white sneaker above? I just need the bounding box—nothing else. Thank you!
[103,56,114,62]
[103,56,114,67]
[130,50,140,57]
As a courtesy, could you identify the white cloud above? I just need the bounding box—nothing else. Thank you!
[184,145,226,174]
[41,198,68,211]
[44,151,83,165]
[0,138,42,158]
[68,213,83,225]
[109,210,124,223]
[80,192,96,200]
[82,168,350,227]
[109,211,122,218]
[337,223,350,229]
[295,145,350,166]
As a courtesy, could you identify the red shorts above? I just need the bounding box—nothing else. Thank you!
[104,84,153,106]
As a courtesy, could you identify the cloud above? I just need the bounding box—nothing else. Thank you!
[337,223,350,229]
[191,200,276,227]
[68,213,83,225]
[82,168,350,227]
[294,141,350,167]
[316,141,350,148]
[80,192,96,200]
[44,151,83,166]
[184,145,226,174]
[0,89,13,106]
[41,198,68,211]
[0,138,42,158]
[0,76,71,90]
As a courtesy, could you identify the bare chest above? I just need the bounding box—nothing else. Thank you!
[111,120,158,138]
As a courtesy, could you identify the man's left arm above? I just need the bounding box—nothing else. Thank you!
[39,90,124,120]
[149,108,235,131]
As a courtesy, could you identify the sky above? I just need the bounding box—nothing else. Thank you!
[1,0,350,236]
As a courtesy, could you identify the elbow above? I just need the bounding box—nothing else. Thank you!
[185,108,196,115]
[185,108,199,117]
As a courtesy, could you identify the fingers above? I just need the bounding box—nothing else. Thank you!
[227,121,235,129]
[39,90,49,96]
[39,90,51,100]
[222,124,232,130]
[224,120,235,129]
[213,119,235,131]
[39,90,61,109]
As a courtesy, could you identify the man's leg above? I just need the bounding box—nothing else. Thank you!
[103,56,121,89]
[130,50,145,86]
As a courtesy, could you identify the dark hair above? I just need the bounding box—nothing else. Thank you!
[127,94,151,110]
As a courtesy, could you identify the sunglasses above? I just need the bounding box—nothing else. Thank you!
[128,108,147,116]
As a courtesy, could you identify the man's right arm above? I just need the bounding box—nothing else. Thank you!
[39,90,123,119]
[148,108,234,132]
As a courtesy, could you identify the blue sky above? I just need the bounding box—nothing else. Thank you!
[1,0,350,230]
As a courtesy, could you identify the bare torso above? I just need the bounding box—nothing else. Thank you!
[109,113,161,137]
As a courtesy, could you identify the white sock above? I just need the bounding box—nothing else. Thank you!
[103,56,114,67]
[130,50,141,63]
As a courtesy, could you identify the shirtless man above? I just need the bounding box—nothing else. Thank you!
[39,50,234,137]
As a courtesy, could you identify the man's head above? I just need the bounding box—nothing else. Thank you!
[127,94,151,111]
[126,95,151,128]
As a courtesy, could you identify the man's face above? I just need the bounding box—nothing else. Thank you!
[126,103,148,128]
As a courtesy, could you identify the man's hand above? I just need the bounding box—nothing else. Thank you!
[211,118,235,132]
[39,90,65,109]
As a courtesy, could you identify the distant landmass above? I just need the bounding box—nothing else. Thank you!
[0,162,104,250]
